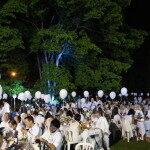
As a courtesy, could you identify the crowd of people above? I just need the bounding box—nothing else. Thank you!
[0,95,150,150]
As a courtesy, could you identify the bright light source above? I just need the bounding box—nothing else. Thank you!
[11,71,17,77]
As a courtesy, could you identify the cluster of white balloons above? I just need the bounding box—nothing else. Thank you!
[59,89,77,99]
[82,87,128,100]
[18,91,32,101]
[0,85,131,102]
[109,87,128,99]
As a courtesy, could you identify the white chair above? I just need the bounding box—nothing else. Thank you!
[75,142,94,150]
[65,130,80,150]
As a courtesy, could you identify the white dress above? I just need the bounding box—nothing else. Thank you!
[137,120,146,136]
[122,115,133,138]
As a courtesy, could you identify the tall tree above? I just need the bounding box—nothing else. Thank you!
[0,0,147,94]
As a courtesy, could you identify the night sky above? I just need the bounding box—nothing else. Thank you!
[123,0,150,92]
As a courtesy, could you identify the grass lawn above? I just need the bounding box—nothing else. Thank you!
[110,139,150,150]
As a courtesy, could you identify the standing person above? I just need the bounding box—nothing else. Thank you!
[111,107,121,128]
[94,110,110,150]
[90,98,97,111]
[1,101,10,119]
[36,119,63,150]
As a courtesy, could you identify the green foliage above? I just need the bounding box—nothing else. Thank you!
[0,80,27,95]
[0,26,24,52]
[0,0,147,93]
[31,27,77,53]
[34,64,75,92]
[73,31,101,57]
[0,0,28,79]
[75,58,130,91]
[34,64,75,93]
[0,0,27,24]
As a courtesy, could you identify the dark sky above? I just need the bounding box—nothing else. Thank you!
[123,0,150,92]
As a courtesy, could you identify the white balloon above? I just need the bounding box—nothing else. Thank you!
[71,91,76,97]
[147,93,149,96]
[84,91,89,98]
[13,94,17,99]
[44,94,51,103]
[18,93,26,101]
[59,89,68,99]
[35,91,41,99]
[3,93,8,99]
[109,92,116,99]
[97,90,104,98]
[25,91,31,99]
[41,94,45,99]
[0,85,2,96]
[141,93,143,96]
[121,87,128,96]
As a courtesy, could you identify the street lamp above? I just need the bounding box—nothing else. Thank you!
[10,71,17,77]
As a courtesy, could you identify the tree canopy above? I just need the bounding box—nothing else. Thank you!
[0,0,147,94]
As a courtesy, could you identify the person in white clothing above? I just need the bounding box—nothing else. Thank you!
[33,111,45,128]
[21,116,42,144]
[1,120,18,150]
[0,113,10,130]
[36,119,63,150]
[2,101,10,114]
[83,100,92,111]
[94,109,110,150]
[14,116,24,140]
[90,98,97,110]
[1,101,10,122]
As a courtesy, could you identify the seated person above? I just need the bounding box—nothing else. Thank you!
[21,116,42,144]
[36,119,63,150]
[1,120,18,150]
[0,113,10,130]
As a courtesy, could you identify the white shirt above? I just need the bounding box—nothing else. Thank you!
[27,124,42,143]
[34,115,45,128]
[135,110,144,118]
[41,130,63,150]
[90,101,97,110]
[83,102,91,111]
[113,114,121,127]
[2,102,10,114]
[96,116,109,134]
[96,100,103,106]
[1,103,10,121]
[16,123,24,140]
[0,121,9,129]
